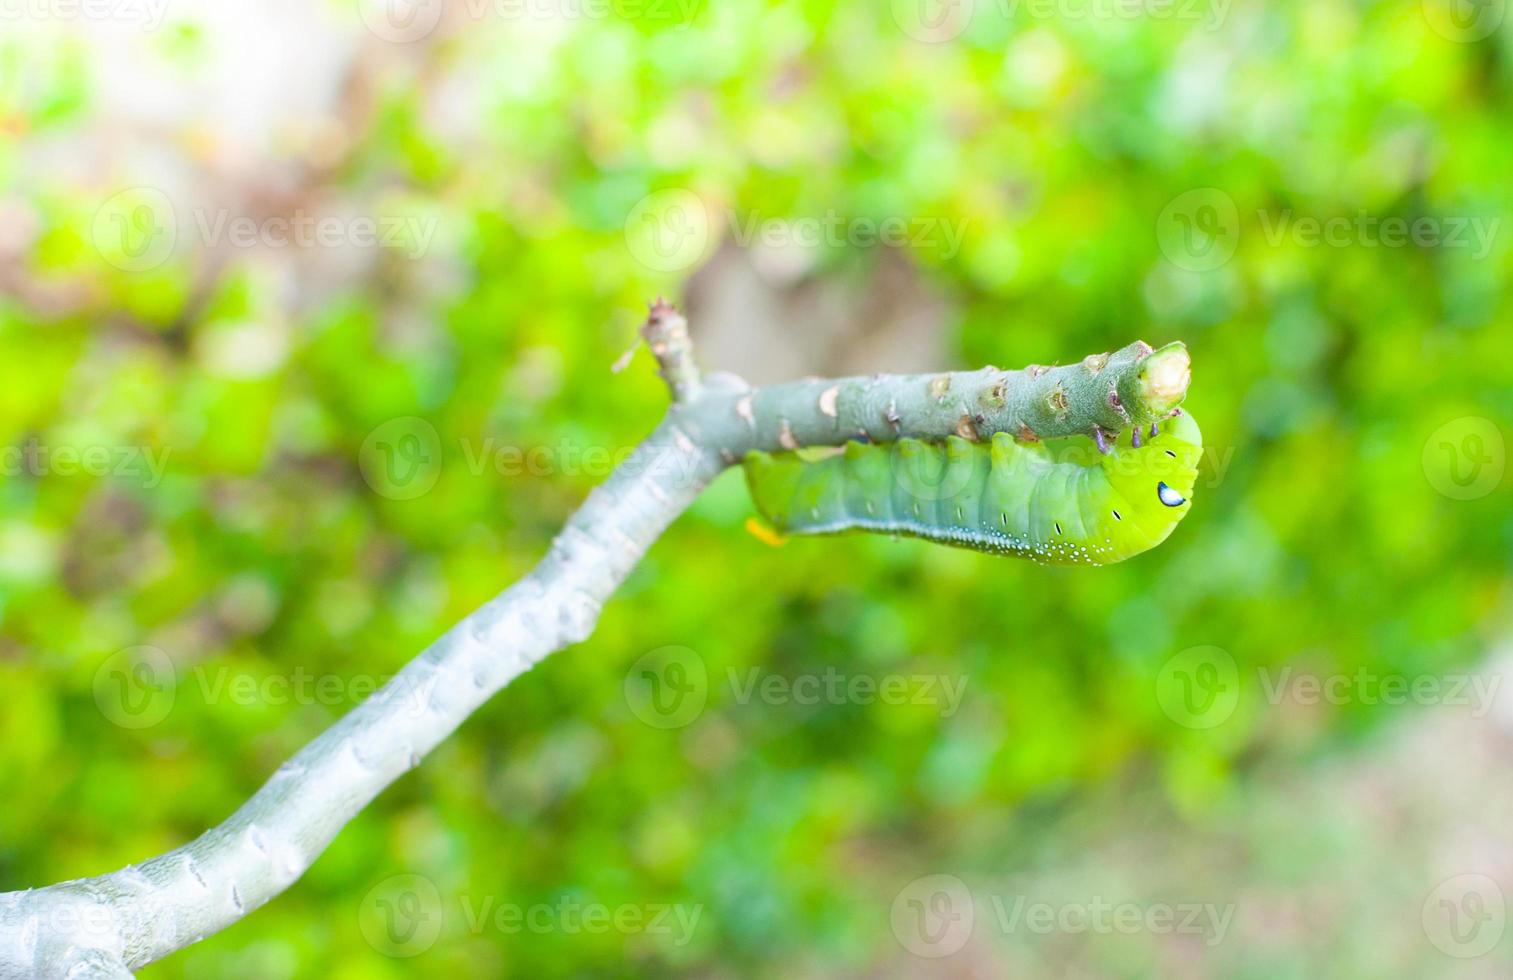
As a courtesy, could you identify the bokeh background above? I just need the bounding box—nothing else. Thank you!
[2,0,1512,975]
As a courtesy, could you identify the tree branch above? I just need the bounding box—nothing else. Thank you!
[0,305,1188,976]
[640,298,702,404]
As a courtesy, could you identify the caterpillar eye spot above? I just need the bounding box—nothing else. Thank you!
[1054,522,1062,534]
[1164,450,1176,458]
[1112,510,1121,521]
[1157,481,1186,507]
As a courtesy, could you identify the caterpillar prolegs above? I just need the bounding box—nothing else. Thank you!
[743,411,1201,565]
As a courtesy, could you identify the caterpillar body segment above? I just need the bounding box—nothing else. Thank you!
[743,412,1202,565]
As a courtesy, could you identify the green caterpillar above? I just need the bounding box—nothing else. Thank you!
[744,412,1201,565]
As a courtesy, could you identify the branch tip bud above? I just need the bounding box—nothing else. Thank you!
[1132,341,1190,416]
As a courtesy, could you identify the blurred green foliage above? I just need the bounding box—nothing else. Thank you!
[1,0,1510,976]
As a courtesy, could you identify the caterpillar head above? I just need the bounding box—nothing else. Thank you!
[1100,411,1203,529]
